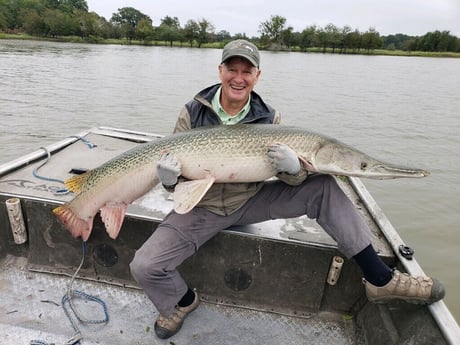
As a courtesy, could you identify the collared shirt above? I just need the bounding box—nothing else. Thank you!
[211,86,251,125]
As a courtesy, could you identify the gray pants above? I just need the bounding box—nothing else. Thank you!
[130,174,373,316]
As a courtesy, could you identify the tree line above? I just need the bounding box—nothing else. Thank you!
[1,0,459,53]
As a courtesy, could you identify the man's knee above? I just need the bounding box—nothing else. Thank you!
[129,252,145,283]
[130,251,163,284]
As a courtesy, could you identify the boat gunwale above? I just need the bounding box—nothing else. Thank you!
[349,176,460,345]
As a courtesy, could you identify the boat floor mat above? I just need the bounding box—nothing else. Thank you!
[0,256,365,345]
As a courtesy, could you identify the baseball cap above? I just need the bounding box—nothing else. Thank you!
[221,39,260,68]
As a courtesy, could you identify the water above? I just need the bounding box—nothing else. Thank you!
[1,39,459,321]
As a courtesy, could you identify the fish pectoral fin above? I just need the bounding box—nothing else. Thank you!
[298,156,315,172]
[64,171,91,193]
[173,177,216,214]
[100,202,128,239]
[53,205,94,241]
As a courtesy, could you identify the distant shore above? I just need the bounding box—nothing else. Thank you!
[2,33,459,58]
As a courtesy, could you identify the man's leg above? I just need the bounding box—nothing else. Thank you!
[234,174,445,304]
[130,223,195,317]
[235,174,372,258]
[129,207,240,338]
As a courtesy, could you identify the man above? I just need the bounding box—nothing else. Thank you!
[130,39,445,339]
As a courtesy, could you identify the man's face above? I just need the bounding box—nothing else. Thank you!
[218,57,261,106]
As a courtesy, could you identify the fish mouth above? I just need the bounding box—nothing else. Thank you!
[367,164,430,179]
[307,158,430,179]
[381,165,430,177]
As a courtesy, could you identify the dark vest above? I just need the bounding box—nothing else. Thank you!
[185,84,277,129]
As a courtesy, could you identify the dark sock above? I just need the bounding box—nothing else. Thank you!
[353,244,393,287]
[178,287,195,307]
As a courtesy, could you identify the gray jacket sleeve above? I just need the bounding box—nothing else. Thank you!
[173,107,192,133]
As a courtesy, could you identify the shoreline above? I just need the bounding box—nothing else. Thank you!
[1,33,460,58]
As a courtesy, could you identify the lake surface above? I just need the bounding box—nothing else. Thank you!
[1,39,459,321]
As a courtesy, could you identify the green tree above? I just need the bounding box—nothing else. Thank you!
[404,37,418,52]
[0,10,6,30]
[77,10,102,38]
[58,0,88,14]
[43,8,77,37]
[216,29,231,42]
[233,32,249,40]
[94,16,111,38]
[66,0,88,12]
[1,0,23,29]
[16,0,47,34]
[157,15,181,46]
[22,8,46,35]
[196,18,214,47]
[348,29,362,52]
[136,17,153,42]
[280,26,296,48]
[362,27,382,52]
[417,30,459,52]
[183,19,199,47]
[316,26,328,52]
[420,31,440,51]
[340,25,353,53]
[299,25,317,51]
[259,15,286,45]
[382,33,412,50]
[438,31,457,51]
[324,23,341,53]
[110,7,151,41]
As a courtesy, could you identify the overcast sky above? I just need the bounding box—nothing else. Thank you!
[86,0,460,37]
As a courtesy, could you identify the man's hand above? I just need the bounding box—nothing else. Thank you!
[267,144,301,175]
[157,152,182,187]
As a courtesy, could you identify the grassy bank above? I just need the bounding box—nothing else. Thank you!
[2,32,460,58]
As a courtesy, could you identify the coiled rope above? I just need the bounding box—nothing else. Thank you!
[30,242,109,345]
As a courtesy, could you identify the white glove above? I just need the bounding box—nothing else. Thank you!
[157,152,182,187]
[267,144,301,175]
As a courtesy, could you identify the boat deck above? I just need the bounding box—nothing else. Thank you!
[0,255,364,345]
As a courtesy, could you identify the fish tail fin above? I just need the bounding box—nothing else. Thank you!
[53,205,93,241]
[64,171,91,193]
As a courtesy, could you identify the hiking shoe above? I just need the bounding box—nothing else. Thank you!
[364,269,445,305]
[154,290,200,339]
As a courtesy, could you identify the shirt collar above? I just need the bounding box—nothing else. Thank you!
[211,86,251,125]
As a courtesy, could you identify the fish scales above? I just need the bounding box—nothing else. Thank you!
[53,124,429,240]
[164,126,323,181]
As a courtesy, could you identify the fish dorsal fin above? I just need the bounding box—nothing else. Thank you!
[100,202,128,239]
[173,177,216,214]
[64,171,91,193]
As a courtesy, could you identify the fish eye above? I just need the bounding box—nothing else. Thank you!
[360,162,368,170]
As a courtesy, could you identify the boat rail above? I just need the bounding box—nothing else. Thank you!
[349,177,460,345]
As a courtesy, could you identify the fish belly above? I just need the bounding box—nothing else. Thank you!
[179,155,274,182]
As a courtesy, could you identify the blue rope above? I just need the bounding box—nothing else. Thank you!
[32,147,66,184]
[30,242,109,345]
[32,136,96,196]
[30,136,103,345]
[68,136,97,149]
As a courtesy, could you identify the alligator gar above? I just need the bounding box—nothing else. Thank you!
[53,124,429,241]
